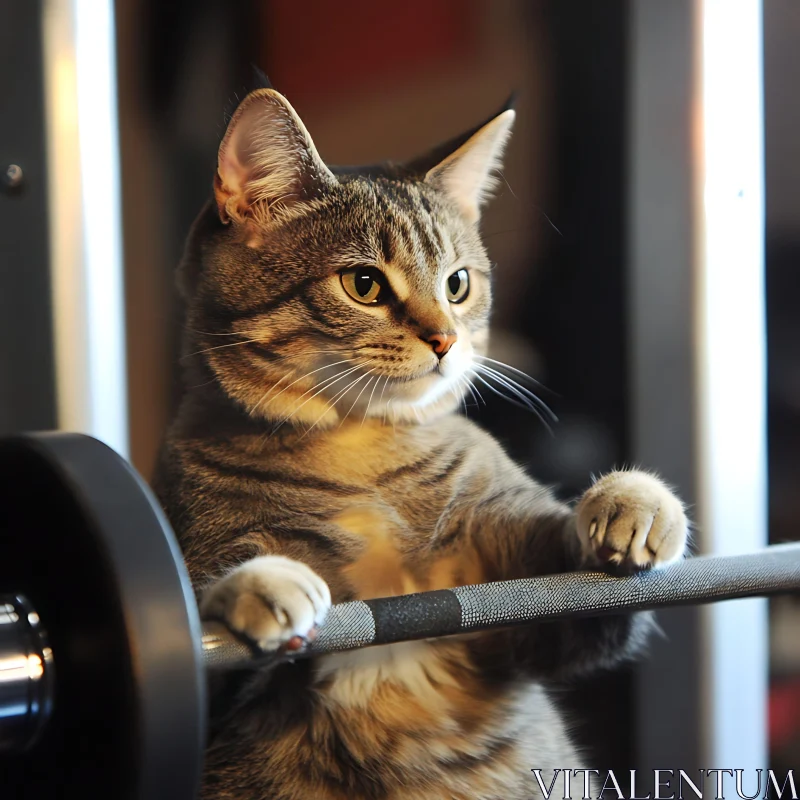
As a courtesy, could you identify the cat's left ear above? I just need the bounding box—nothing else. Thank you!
[424,107,515,224]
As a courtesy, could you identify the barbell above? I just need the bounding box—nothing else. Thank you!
[1,431,798,799]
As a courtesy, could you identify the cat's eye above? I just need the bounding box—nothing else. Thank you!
[340,267,387,304]
[446,268,470,304]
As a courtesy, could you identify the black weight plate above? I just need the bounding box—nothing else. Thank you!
[0,433,205,799]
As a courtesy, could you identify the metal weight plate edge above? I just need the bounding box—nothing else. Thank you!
[19,432,206,800]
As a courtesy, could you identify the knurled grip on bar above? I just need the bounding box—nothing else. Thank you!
[200,542,800,670]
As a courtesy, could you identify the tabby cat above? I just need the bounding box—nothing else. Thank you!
[153,85,689,800]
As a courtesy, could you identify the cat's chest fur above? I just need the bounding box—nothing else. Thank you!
[288,417,494,596]
[272,418,496,708]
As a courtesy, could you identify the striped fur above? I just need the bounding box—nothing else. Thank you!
[154,88,688,799]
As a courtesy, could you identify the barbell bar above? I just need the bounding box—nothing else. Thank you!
[1,431,798,800]
[204,541,800,665]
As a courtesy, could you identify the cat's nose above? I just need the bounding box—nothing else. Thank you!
[424,332,457,358]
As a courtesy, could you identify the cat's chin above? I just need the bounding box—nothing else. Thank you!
[382,396,462,425]
[371,371,466,425]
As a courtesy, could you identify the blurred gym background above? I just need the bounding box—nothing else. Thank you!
[2,0,799,778]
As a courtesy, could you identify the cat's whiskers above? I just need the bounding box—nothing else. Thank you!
[454,376,465,409]
[463,372,485,407]
[183,336,272,359]
[361,373,382,427]
[184,326,252,338]
[387,396,397,435]
[185,324,321,339]
[340,372,377,427]
[473,370,538,417]
[473,366,545,412]
[379,375,392,424]
[262,362,370,442]
[472,354,553,392]
[473,364,557,422]
[186,376,218,391]
[472,368,556,435]
[251,357,357,416]
[185,335,346,375]
[300,369,375,439]
[453,376,471,414]
[461,372,479,411]
[251,367,301,417]
[274,361,372,426]
[184,327,346,340]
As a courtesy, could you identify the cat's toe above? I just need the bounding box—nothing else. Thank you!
[200,555,331,651]
[576,470,689,573]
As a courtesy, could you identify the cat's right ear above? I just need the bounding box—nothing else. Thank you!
[214,89,336,230]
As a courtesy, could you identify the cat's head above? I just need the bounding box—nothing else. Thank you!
[179,87,514,429]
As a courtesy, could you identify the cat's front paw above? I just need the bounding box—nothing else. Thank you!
[576,470,689,573]
[200,556,331,652]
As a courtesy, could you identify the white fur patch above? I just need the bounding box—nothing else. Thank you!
[315,640,460,709]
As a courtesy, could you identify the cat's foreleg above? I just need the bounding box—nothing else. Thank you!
[472,470,690,679]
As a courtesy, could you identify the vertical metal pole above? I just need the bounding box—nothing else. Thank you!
[0,3,58,435]
[629,0,766,773]
[696,0,767,771]
[41,0,129,458]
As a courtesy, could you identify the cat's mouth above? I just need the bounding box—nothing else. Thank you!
[267,350,470,422]
[384,364,440,384]
[373,359,470,408]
